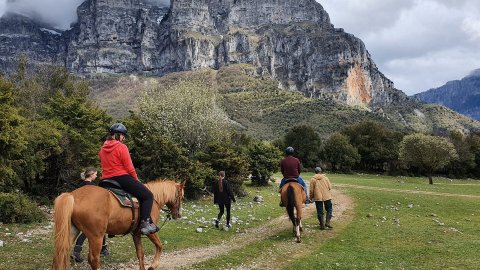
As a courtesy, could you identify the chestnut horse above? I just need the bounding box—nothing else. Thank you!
[52,179,185,270]
[280,181,306,243]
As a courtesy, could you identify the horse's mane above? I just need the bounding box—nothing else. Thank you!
[145,179,178,205]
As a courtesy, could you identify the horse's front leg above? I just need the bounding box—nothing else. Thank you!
[132,234,146,270]
[146,233,163,270]
[87,235,104,270]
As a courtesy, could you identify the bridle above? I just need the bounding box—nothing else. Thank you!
[152,185,182,231]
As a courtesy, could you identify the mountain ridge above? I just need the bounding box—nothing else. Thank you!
[413,69,480,120]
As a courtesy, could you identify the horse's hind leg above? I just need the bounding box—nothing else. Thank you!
[146,233,163,270]
[133,234,146,270]
[87,235,104,270]
[295,218,301,243]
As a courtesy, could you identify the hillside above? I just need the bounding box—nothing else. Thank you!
[89,65,480,140]
[413,69,480,120]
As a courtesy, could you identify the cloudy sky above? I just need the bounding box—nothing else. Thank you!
[320,0,480,95]
[1,0,479,95]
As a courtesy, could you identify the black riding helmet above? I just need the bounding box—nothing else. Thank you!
[285,146,294,155]
[109,123,127,136]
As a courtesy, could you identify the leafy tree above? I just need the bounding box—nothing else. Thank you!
[282,125,322,169]
[15,120,63,194]
[446,130,476,178]
[0,76,27,192]
[247,141,282,186]
[40,69,111,193]
[126,114,211,198]
[466,133,480,178]
[399,133,458,184]
[323,132,360,171]
[342,121,402,172]
[138,79,232,154]
[195,141,250,194]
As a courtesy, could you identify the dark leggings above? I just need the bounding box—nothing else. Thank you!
[315,200,333,217]
[217,203,231,225]
[75,232,106,247]
[110,175,154,222]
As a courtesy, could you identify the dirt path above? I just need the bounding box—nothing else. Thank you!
[334,183,480,198]
[106,189,354,270]
[231,189,354,270]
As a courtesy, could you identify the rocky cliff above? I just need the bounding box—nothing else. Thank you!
[0,12,65,72]
[413,69,480,120]
[0,0,406,106]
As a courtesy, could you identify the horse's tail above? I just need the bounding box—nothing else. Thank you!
[52,192,75,270]
[286,185,296,225]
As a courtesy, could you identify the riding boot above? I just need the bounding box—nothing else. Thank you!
[71,245,83,262]
[140,218,159,235]
[100,244,109,257]
[325,214,333,229]
[318,215,325,230]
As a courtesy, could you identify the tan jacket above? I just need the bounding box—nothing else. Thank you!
[309,173,332,201]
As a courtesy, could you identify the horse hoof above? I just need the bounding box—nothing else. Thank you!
[296,238,302,243]
[148,267,154,270]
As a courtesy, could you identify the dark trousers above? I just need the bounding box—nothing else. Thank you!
[314,200,333,218]
[75,232,106,247]
[110,175,154,222]
[217,203,231,225]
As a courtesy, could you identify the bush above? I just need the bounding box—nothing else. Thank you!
[0,192,46,223]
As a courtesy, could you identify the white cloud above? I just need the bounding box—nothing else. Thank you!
[0,0,171,30]
[462,17,480,41]
[0,0,6,17]
[319,0,480,95]
[0,0,85,29]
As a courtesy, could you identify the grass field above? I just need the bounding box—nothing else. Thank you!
[0,173,479,269]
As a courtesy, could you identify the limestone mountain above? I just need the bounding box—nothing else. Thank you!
[413,69,480,120]
[0,0,479,137]
[0,0,404,106]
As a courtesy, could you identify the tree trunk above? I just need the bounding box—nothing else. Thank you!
[428,174,433,185]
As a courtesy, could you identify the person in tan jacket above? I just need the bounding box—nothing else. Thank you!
[309,166,333,230]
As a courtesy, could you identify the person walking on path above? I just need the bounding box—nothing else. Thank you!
[213,171,236,229]
[99,123,159,235]
[71,167,109,262]
[309,166,333,230]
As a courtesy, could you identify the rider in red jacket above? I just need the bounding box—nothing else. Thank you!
[99,123,158,235]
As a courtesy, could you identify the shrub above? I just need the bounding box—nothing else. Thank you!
[0,192,46,223]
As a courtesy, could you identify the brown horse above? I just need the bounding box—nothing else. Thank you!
[280,181,306,243]
[52,179,185,270]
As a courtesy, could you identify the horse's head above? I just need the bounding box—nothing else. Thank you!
[166,181,185,219]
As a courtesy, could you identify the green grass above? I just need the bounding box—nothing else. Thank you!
[288,188,479,269]
[1,174,479,269]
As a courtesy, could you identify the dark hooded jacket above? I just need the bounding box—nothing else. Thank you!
[213,179,236,205]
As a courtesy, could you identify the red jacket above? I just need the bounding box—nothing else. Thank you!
[280,155,301,179]
[98,140,139,180]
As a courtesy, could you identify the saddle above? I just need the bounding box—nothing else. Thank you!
[99,179,139,208]
[284,178,301,185]
[99,179,139,236]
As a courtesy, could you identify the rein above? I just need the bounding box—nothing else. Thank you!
[150,186,179,232]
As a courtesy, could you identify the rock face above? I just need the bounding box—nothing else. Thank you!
[413,69,480,120]
[0,13,65,73]
[0,0,406,106]
[65,0,169,73]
